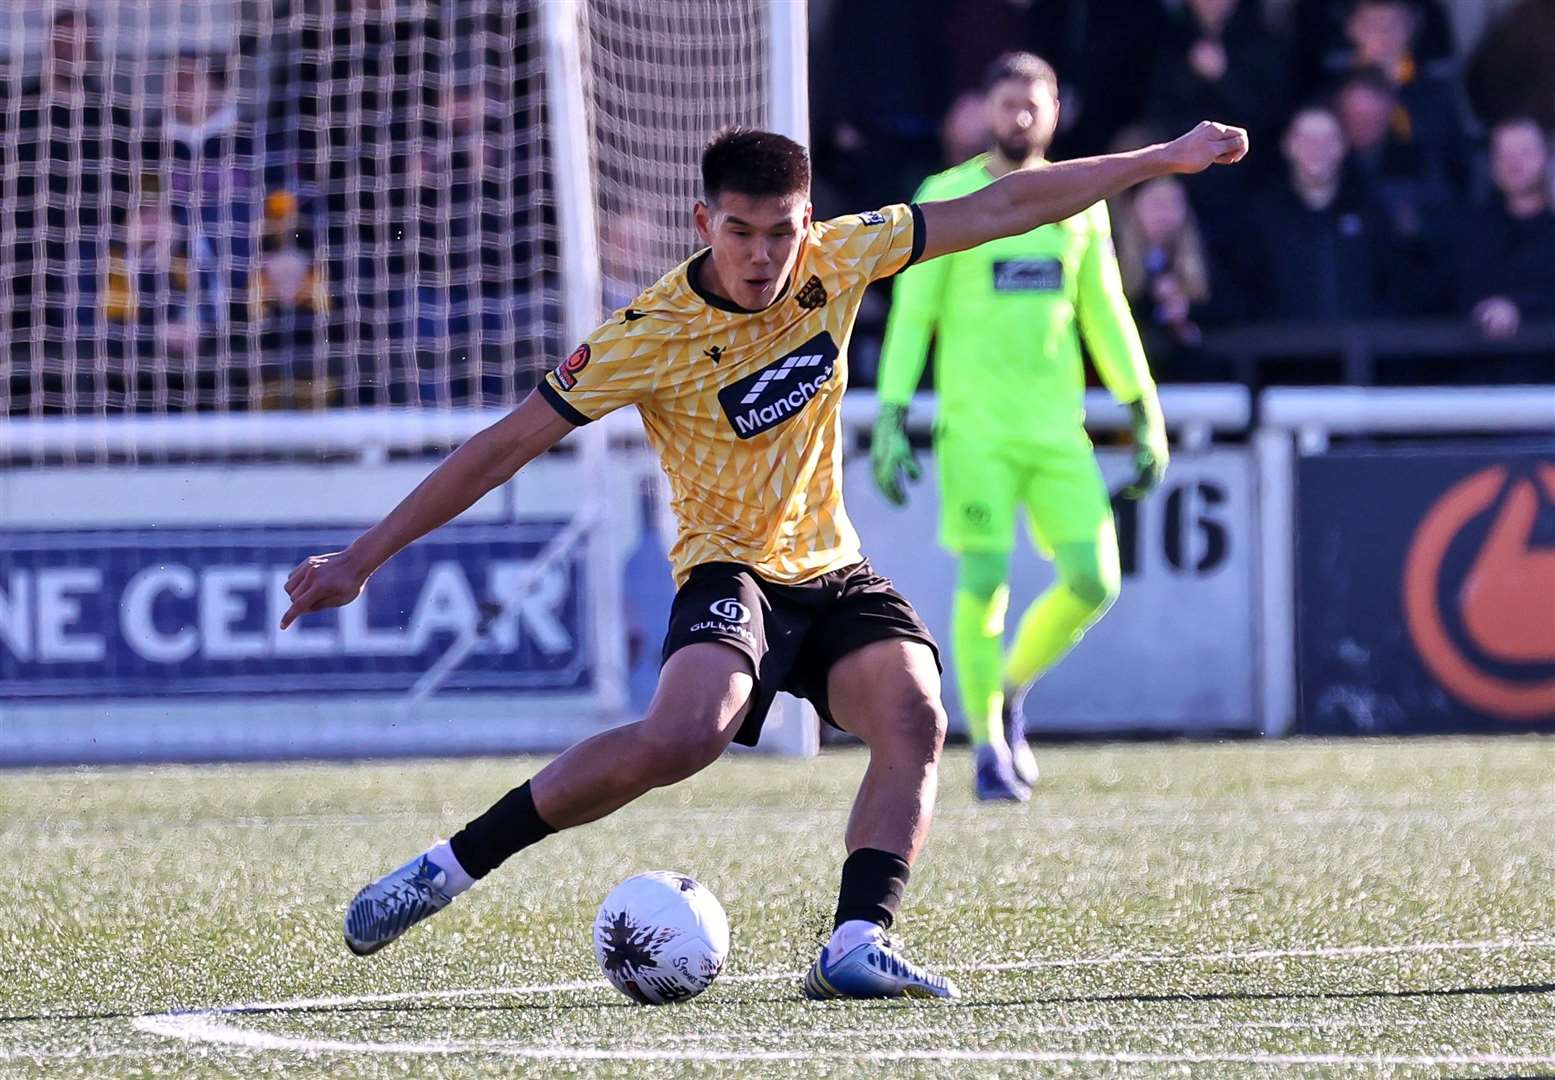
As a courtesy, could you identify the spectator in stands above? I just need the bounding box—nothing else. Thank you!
[1234,105,1398,321]
[1455,118,1555,343]
[1289,0,1455,93]
[103,183,195,359]
[1146,0,1289,227]
[940,90,990,168]
[1146,0,1287,159]
[1112,176,1224,379]
[809,0,950,216]
[1466,0,1555,133]
[2,8,116,361]
[1335,0,1469,193]
[155,50,260,337]
[1333,66,1450,237]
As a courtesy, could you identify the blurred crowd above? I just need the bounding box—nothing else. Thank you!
[2,0,1552,416]
[813,0,1555,385]
[1,3,552,412]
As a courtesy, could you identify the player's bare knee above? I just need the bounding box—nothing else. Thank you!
[876,695,946,765]
[637,710,732,784]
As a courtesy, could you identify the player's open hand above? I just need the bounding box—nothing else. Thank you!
[1161,122,1249,174]
[280,550,368,629]
[871,403,921,507]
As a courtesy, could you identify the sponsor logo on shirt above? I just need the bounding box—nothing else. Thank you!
[858,210,887,226]
[716,331,840,440]
[992,258,1063,292]
[555,343,591,390]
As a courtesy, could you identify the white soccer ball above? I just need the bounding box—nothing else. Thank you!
[592,870,730,1005]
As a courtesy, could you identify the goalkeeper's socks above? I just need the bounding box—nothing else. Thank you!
[448,780,556,879]
[426,839,475,898]
[951,585,1009,746]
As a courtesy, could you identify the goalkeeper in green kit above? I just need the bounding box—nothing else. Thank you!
[872,53,1169,801]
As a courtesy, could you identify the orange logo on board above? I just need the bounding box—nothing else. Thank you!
[1401,463,1555,720]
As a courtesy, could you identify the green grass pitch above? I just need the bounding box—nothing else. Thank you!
[4,736,1554,1078]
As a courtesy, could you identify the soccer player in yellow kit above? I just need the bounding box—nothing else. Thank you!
[873,54,1168,802]
[281,121,1246,999]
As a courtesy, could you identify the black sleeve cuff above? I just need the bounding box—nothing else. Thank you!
[905,202,927,269]
[536,379,593,426]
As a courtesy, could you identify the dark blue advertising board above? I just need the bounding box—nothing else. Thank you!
[0,522,590,698]
[1297,444,1555,734]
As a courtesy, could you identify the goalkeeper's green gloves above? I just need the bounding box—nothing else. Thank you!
[870,402,920,507]
[1123,395,1169,500]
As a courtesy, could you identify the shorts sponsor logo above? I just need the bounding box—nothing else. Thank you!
[688,619,755,644]
[992,258,1063,292]
[709,598,750,623]
[716,332,840,440]
[555,343,591,390]
[1402,463,1555,720]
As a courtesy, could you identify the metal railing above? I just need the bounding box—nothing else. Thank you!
[1202,319,1555,385]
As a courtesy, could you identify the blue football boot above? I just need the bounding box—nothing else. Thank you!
[344,851,455,956]
[1003,692,1039,788]
[974,743,1030,802]
[804,932,960,1000]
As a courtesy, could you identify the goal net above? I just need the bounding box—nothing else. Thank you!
[0,0,810,764]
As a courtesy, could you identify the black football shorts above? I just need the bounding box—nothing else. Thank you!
[660,559,940,747]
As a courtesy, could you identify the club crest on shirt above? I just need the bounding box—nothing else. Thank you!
[716,331,840,440]
[795,275,828,310]
[555,343,591,390]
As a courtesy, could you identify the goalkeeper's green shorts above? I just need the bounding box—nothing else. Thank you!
[934,431,1113,556]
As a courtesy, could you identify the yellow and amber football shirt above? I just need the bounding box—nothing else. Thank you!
[538,202,925,586]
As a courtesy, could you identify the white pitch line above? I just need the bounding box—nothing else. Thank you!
[127,935,1555,1065]
[952,935,1555,973]
[128,1014,1555,1069]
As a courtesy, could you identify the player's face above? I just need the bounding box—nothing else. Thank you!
[987,78,1058,163]
[694,192,811,311]
[1490,124,1550,199]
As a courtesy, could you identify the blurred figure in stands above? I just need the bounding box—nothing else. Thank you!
[1234,105,1398,322]
[104,182,196,365]
[1113,176,1220,379]
[1147,0,1286,162]
[156,50,259,343]
[1337,0,1468,195]
[1334,66,1450,239]
[1455,118,1555,347]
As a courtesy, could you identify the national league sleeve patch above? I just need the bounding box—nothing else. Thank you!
[555,343,591,390]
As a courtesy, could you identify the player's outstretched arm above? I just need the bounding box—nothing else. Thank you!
[279,391,573,629]
[916,121,1248,264]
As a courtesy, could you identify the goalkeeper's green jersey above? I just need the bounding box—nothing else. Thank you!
[877,154,1154,449]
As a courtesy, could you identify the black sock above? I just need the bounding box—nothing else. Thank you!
[448,781,555,880]
[833,847,910,930]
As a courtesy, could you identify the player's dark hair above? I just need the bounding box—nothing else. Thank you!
[701,127,810,203]
[982,52,1058,96]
